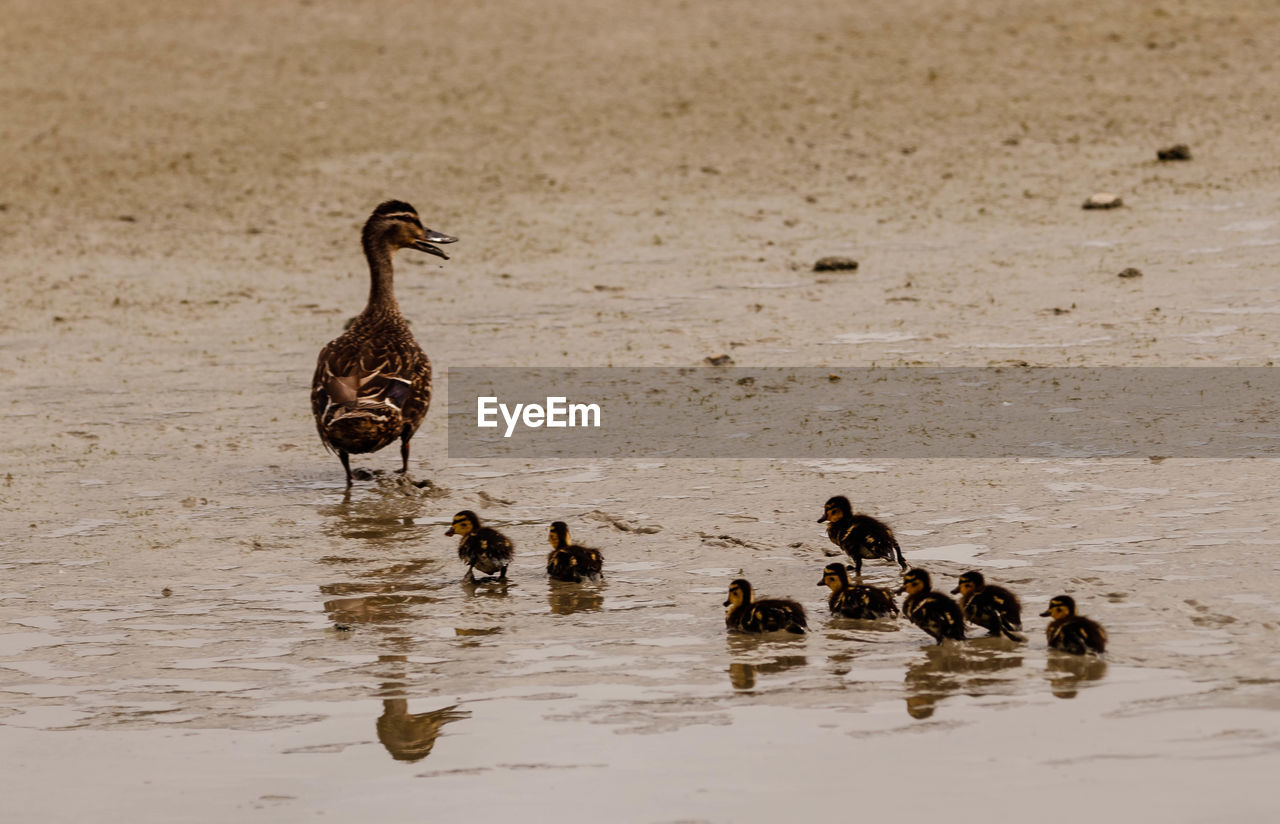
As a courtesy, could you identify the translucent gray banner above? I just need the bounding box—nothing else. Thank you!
[446,367,1280,458]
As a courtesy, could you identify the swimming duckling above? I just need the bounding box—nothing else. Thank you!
[1040,595,1107,655]
[818,496,908,575]
[446,510,512,583]
[900,568,965,645]
[951,570,1025,641]
[311,201,458,485]
[545,521,604,583]
[724,579,807,634]
[818,562,899,619]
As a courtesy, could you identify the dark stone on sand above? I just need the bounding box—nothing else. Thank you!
[1157,144,1192,161]
[706,354,734,366]
[813,256,859,272]
[1118,267,1143,278]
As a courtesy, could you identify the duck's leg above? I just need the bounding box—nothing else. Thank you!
[464,563,476,583]
[498,565,508,581]
[399,432,412,474]
[339,451,353,486]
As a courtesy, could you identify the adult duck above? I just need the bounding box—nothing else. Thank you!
[311,200,457,484]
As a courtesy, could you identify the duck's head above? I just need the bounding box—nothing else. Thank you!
[1040,595,1076,620]
[445,510,478,537]
[819,495,852,524]
[818,562,851,591]
[724,578,753,608]
[900,567,931,596]
[364,200,457,260]
[548,521,569,549]
[951,570,985,596]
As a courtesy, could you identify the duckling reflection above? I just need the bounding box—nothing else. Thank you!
[903,644,1023,719]
[1045,653,1108,699]
[321,556,441,628]
[547,580,605,615]
[728,656,809,690]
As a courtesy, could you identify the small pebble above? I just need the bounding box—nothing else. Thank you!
[1157,144,1192,161]
[705,354,734,366]
[1118,267,1143,278]
[161,587,172,597]
[1083,193,1123,210]
[813,256,859,272]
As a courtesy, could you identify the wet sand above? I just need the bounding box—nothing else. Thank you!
[4,1,1280,821]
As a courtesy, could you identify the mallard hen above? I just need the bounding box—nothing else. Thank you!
[951,570,1025,641]
[818,495,907,575]
[1040,595,1107,655]
[818,562,899,619]
[545,521,604,583]
[446,510,513,583]
[900,568,965,645]
[723,578,807,634]
[311,200,457,484]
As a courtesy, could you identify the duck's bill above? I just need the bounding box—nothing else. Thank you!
[817,514,828,523]
[445,527,456,536]
[1039,609,1051,617]
[412,230,458,259]
[722,600,731,607]
[949,586,960,594]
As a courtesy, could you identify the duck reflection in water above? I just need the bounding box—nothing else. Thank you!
[547,580,605,615]
[1045,653,1108,699]
[726,633,807,690]
[376,698,470,762]
[373,652,470,762]
[903,644,1023,719]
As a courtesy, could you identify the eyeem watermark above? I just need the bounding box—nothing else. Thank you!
[477,396,602,438]
[449,366,1280,458]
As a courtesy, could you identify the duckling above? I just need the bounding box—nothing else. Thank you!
[446,510,512,583]
[818,562,899,619]
[724,578,807,634]
[1040,595,1107,655]
[900,568,965,645]
[545,521,604,583]
[818,496,907,575]
[311,201,458,485]
[951,570,1025,642]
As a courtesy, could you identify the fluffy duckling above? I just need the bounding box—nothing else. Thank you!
[900,568,965,645]
[818,562,899,620]
[446,510,512,583]
[1040,595,1107,655]
[545,521,604,583]
[951,570,1025,641]
[818,496,907,575]
[724,579,807,634]
[311,201,457,485]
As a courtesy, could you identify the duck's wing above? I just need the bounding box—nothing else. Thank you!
[313,334,431,434]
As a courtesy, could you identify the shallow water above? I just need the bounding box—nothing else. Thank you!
[5,442,1280,821]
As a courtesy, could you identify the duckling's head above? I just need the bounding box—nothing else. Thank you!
[724,578,753,608]
[548,521,570,549]
[819,495,852,524]
[1040,595,1076,620]
[901,567,932,596]
[445,510,478,537]
[364,200,457,259]
[819,562,851,590]
[951,570,985,596]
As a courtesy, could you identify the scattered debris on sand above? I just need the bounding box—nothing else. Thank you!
[813,256,859,272]
[1118,267,1144,278]
[1157,144,1192,161]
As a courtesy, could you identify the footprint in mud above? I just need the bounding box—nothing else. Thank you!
[584,509,662,534]
[1185,598,1237,627]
